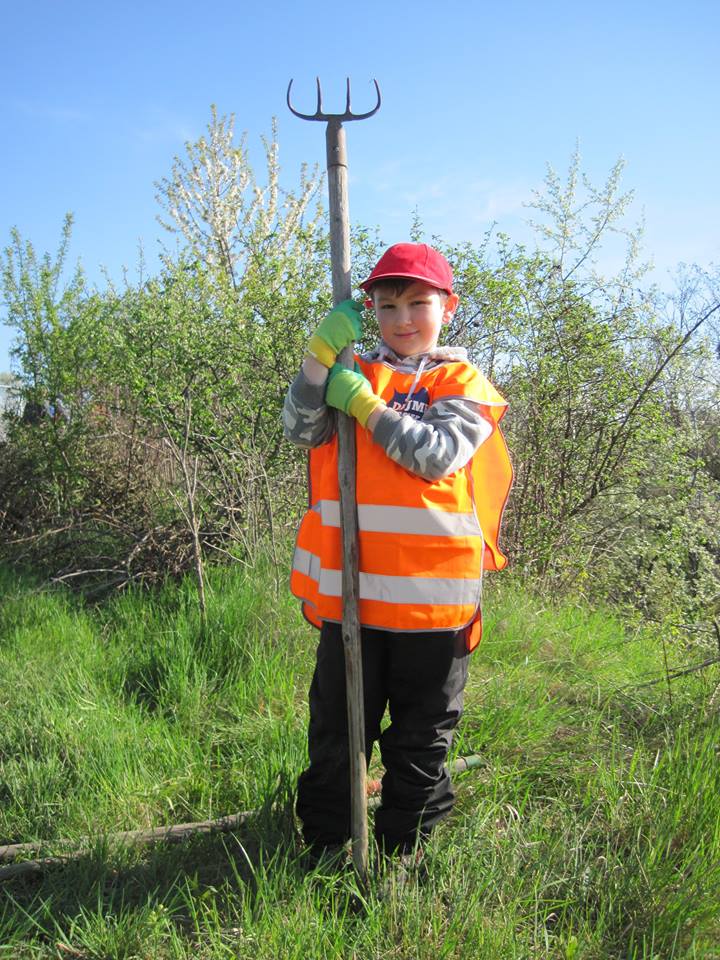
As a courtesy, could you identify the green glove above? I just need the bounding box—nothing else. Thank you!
[307,300,363,368]
[326,363,383,428]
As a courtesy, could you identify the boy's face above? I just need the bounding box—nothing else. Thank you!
[372,281,459,357]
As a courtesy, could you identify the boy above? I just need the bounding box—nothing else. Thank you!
[283,242,512,862]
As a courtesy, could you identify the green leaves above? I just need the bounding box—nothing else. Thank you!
[403,165,719,630]
[0,120,332,588]
[1,130,717,630]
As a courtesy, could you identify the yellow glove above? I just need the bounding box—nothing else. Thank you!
[326,363,384,428]
[307,300,363,368]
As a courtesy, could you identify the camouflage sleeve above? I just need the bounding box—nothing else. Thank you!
[282,368,337,448]
[371,398,493,480]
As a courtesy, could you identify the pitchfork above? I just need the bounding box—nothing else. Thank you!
[287,77,381,883]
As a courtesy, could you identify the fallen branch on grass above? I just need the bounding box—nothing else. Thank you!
[629,655,720,690]
[0,756,486,882]
[0,811,255,882]
[0,811,253,864]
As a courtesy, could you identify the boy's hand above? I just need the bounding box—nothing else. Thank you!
[326,363,383,428]
[307,300,363,368]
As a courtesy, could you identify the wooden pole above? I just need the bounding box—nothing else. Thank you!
[325,118,368,883]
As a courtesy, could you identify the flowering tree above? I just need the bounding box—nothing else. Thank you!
[155,106,324,293]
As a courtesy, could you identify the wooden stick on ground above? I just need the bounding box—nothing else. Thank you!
[0,756,485,883]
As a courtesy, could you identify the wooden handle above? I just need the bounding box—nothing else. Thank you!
[325,119,368,882]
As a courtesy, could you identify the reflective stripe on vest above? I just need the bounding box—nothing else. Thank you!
[294,545,321,581]
[293,547,481,607]
[316,500,482,538]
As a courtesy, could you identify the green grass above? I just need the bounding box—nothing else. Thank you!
[0,562,718,958]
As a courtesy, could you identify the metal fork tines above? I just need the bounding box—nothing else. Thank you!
[287,77,381,122]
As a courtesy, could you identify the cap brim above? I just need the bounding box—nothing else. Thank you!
[360,271,452,293]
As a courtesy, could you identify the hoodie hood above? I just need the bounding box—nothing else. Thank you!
[361,341,469,372]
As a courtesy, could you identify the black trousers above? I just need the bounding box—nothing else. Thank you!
[296,621,470,854]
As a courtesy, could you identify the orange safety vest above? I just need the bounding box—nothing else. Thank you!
[290,356,512,651]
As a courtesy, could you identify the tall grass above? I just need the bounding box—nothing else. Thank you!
[1,562,718,958]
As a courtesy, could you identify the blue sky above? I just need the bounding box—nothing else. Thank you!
[2,0,718,372]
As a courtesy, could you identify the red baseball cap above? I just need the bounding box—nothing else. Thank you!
[360,242,454,294]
